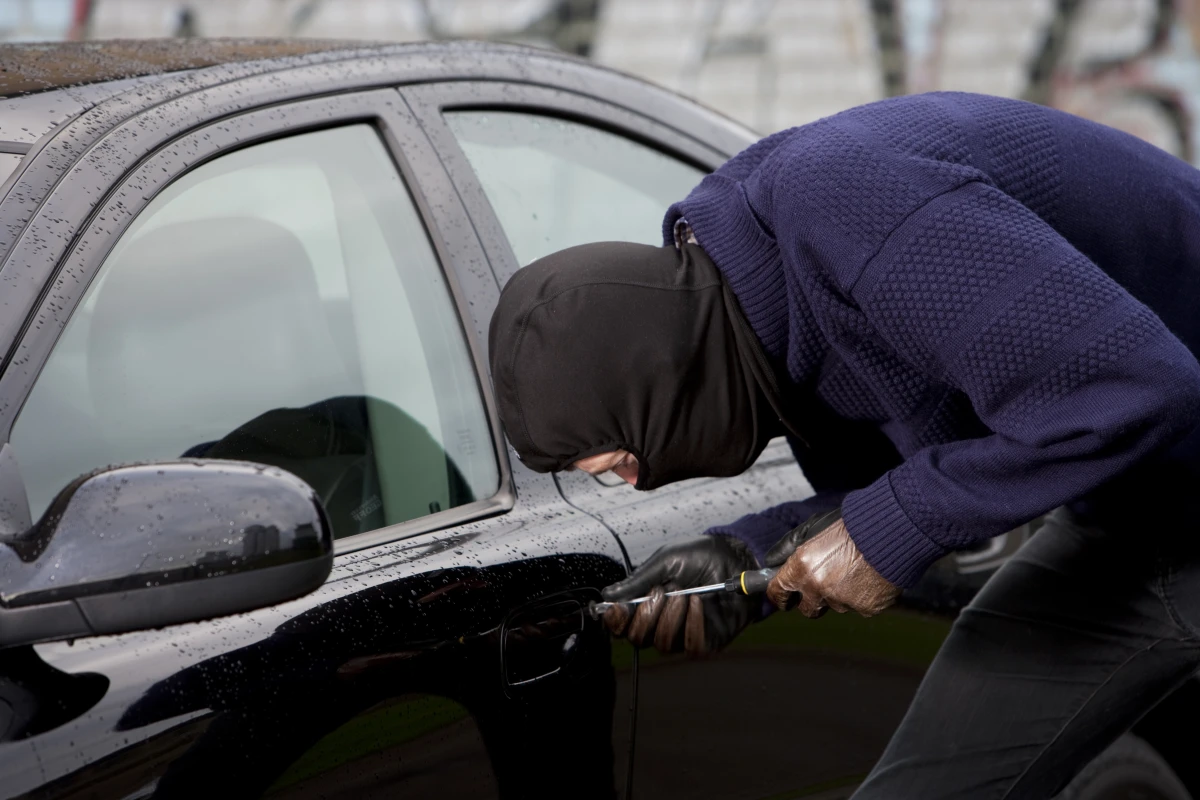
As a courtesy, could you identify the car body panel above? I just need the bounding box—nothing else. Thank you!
[4,505,626,797]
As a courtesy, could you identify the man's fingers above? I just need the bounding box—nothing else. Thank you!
[602,558,670,601]
[766,573,790,609]
[797,591,828,619]
[654,594,687,653]
[626,586,665,647]
[789,560,827,618]
[683,594,708,658]
[769,559,826,617]
[764,528,804,568]
[602,602,632,636]
[767,568,806,610]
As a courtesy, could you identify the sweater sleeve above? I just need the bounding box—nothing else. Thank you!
[840,181,1200,587]
[705,493,845,567]
[707,423,902,566]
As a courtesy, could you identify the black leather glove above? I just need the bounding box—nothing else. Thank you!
[600,534,760,657]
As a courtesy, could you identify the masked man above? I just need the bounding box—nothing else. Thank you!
[488,92,1200,798]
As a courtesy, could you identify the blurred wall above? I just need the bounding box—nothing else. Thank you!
[599,0,1200,163]
[5,0,1200,162]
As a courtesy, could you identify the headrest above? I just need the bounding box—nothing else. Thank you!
[87,217,350,449]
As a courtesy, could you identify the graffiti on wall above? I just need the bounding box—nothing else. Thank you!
[9,0,1200,162]
[902,0,1200,162]
[1046,0,1197,161]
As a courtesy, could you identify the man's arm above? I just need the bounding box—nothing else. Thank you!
[707,420,902,565]
[705,493,843,567]
[833,181,1200,587]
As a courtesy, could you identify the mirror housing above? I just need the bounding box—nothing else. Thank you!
[0,460,332,649]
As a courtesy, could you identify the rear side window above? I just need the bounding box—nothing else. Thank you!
[444,111,704,266]
[12,125,499,539]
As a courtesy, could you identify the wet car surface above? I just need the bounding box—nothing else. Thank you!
[0,39,1194,800]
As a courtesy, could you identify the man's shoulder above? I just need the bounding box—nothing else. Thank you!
[763,94,1002,184]
[752,98,983,283]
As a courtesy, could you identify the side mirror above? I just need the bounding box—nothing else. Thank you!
[0,460,333,649]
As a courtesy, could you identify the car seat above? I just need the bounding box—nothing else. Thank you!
[85,217,379,536]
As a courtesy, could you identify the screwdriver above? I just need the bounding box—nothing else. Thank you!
[589,567,779,618]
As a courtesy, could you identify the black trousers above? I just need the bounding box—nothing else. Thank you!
[853,507,1200,799]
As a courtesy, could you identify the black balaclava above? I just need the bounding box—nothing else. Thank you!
[489,240,793,491]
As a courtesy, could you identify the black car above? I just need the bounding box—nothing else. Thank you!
[0,39,1193,800]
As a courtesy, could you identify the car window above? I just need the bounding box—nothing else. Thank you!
[443,111,704,266]
[11,124,499,540]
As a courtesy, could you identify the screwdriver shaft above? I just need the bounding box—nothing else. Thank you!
[589,567,782,618]
[590,582,727,616]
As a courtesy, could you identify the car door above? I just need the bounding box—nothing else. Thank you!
[405,80,968,800]
[0,85,634,799]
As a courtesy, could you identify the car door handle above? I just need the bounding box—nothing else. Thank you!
[501,592,594,691]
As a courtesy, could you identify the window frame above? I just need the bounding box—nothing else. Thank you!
[0,89,515,555]
[400,81,735,286]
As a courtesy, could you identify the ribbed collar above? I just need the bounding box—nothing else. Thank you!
[663,174,791,360]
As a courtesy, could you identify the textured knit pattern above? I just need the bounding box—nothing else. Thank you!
[955,93,1062,223]
[1001,305,1164,423]
[859,96,970,165]
[817,356,889,422]
[957,252,1117,406]
[669,92,1200,586]
[867,189,1059,364]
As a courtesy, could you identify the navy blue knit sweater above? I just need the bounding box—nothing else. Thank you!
[665,92,1200,587]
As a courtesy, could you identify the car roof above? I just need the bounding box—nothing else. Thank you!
[0,39,379,98]
[0,38,752,163]
[0,39,612,147]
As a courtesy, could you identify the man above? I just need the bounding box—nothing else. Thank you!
[487,92,1200,797]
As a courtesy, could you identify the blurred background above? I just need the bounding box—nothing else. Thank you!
[3,0,1199,163]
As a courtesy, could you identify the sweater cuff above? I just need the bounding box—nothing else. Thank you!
[842,476,947,588]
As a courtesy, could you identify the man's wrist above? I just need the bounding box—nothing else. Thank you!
[842,477,947,588]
